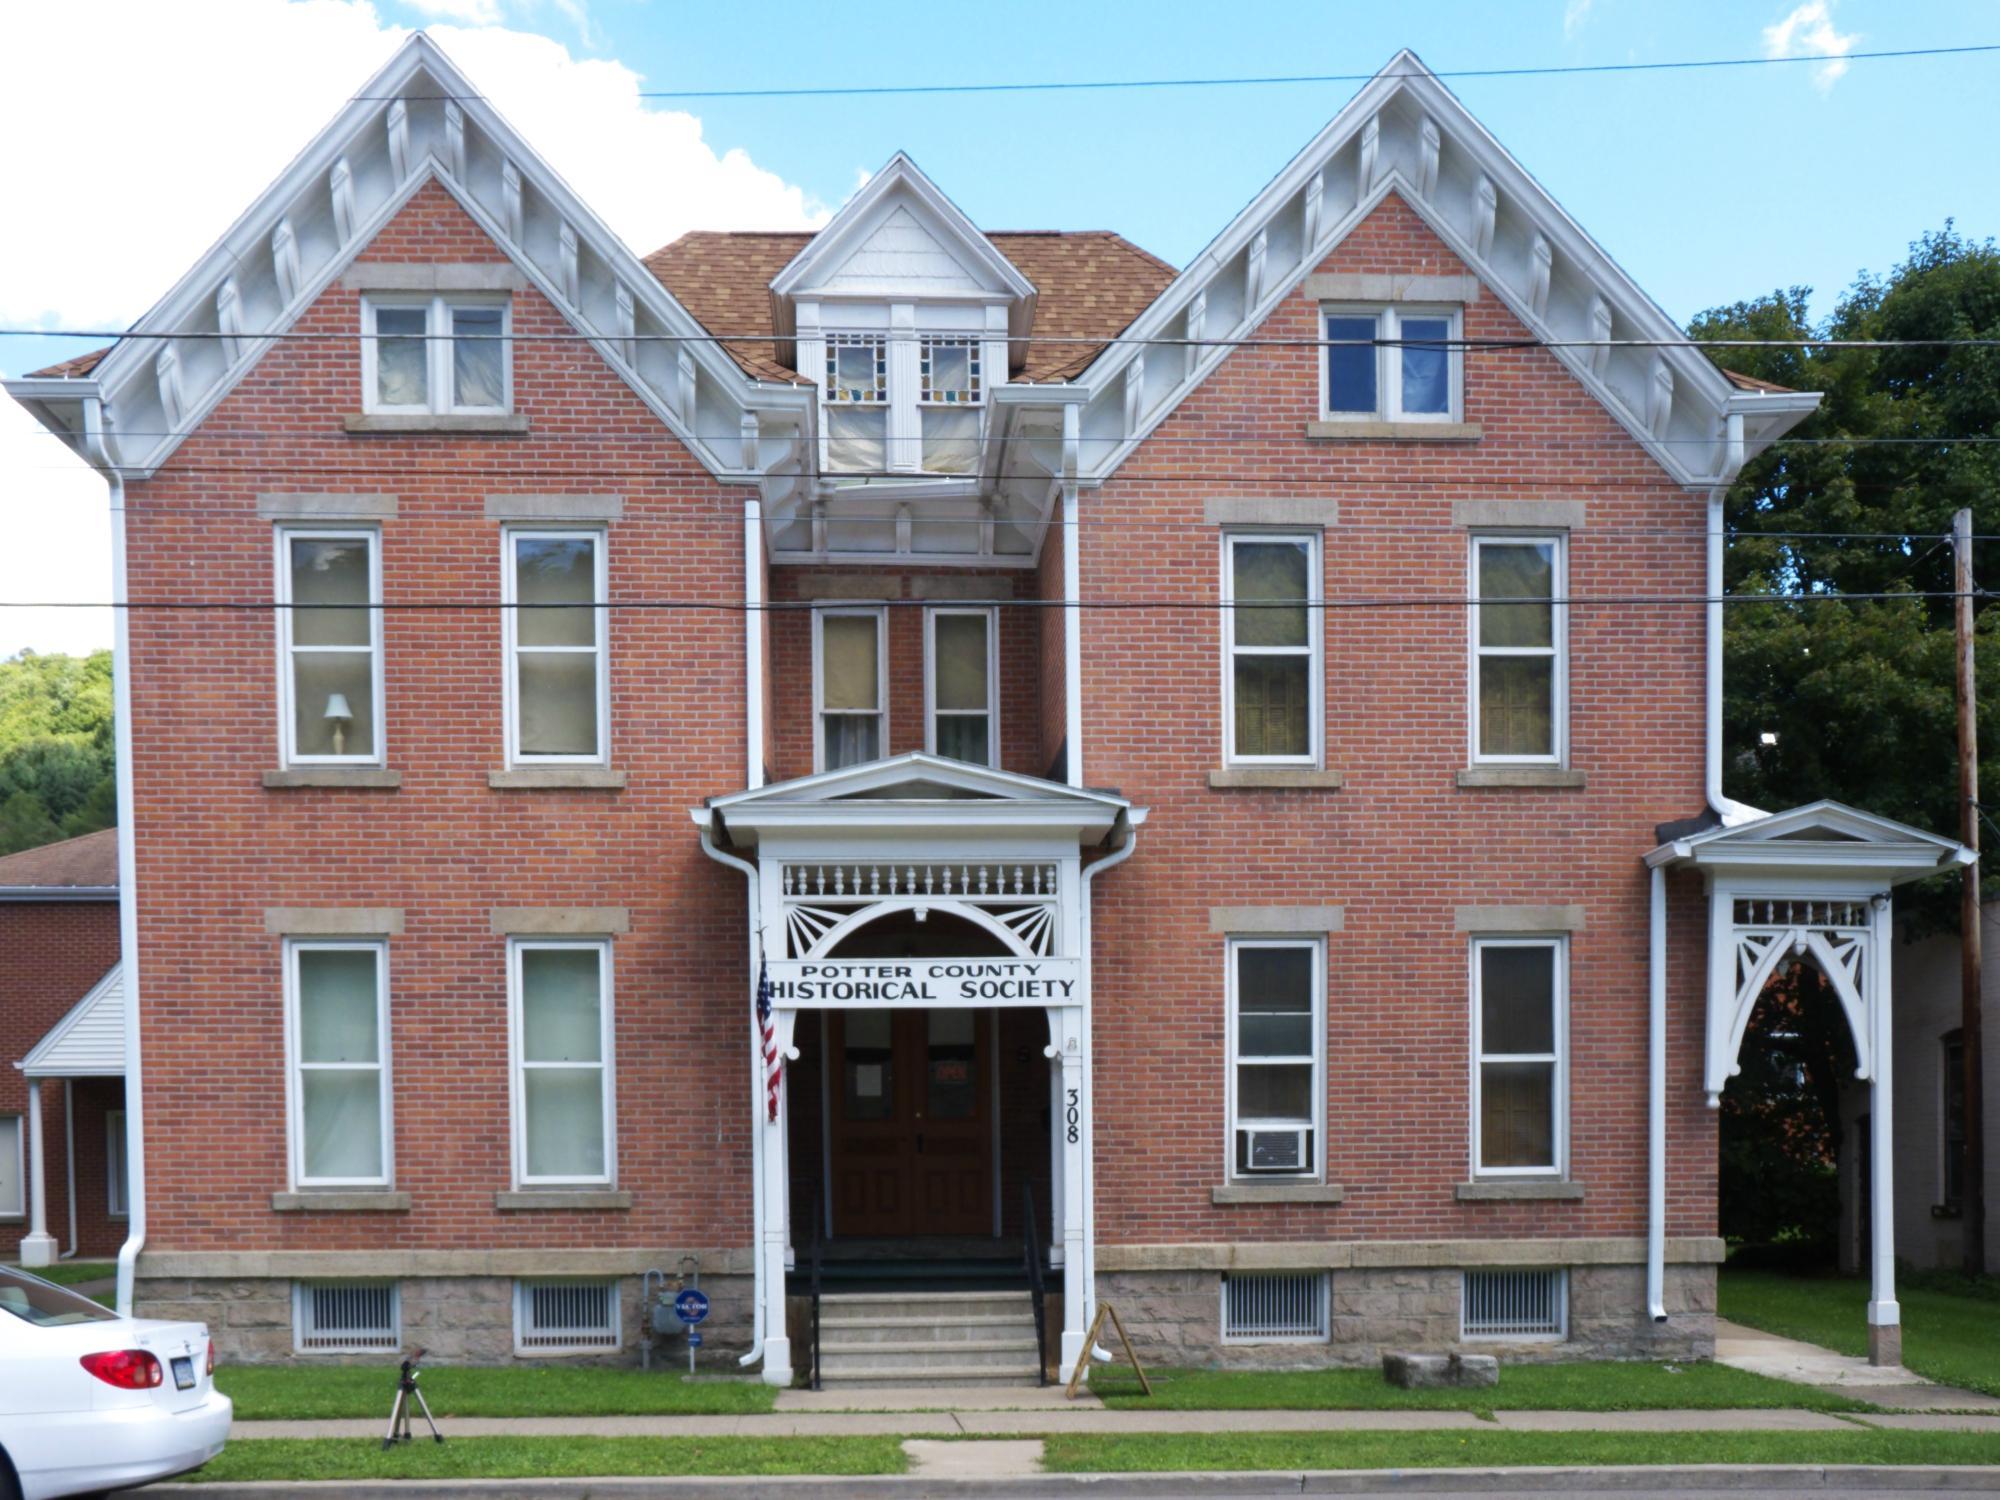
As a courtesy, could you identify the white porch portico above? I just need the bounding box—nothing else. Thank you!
[1648,801,1973,1366]
[693,752,1142,1386]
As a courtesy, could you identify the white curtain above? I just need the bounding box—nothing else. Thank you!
[921,407,981,475]
[374,307,428,406]
[826,407,887,473]
[298,947,383,1181]
[521,948,606,1179]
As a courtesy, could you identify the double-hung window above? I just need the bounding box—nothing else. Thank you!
[1223,533,1321,765]
[1227,939,1324,1179]
[510,940,615,1187]
[1470,534,1565,764]
[277,528,382,767]
[815,606,887,772]
[503,530,608,765]
[1471,937,1566,1177]
[0,1115,21,1218]
[1323,305,1460,421]
[926,606,997,766]
[919,337,983,475]
[107,1109,129,1218]
[285,941,392,1189]
[824,335,888,473]
[363,296,509,415]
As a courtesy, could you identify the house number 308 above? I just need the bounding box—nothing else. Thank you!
[1065,1088,1080,1144]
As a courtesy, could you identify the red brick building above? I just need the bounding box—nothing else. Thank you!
[0,830,126,1266]
[9,38,1963,1378]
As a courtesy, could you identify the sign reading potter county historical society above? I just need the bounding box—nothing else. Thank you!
[763,957,1081,1008]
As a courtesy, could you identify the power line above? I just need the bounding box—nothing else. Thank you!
[354,43,2000,102]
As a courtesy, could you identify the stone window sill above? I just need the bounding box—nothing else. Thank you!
[1454,1180,1586,1202]
[1212,1182,1346,1205]
[495,1189,632,1211]
[345,413,529,435]
[1305,420,1482,442]
[264,768,403,790]
[1457,767,1587,789]
[271,1190,411,1212]
[1208,768,1345,791]
[489,768,628,790]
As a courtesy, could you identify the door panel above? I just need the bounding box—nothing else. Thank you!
[828,1009,993,1238]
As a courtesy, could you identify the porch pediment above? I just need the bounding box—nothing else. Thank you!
[693,752,1140,848]
[1645,800,1972,885]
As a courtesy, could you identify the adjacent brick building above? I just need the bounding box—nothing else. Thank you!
[15,38,1958,1379]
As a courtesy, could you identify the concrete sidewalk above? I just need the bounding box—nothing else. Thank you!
[1714,1319,2000,1412]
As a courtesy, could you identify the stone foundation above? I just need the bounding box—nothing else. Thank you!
[1095,1263,1715,1368]
[138,1273,754,1367]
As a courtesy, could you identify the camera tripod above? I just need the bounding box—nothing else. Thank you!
[383,1348,444,1449]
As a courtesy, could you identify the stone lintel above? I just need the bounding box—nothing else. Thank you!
[1452,499,1588,531]
[1454,904,1587,934]
[264,907,405,937]
[484,495,624,522]
[1211,1183,1346,1205]
[909,575,1012,601]
[137,1247,753,1279]
[1303,273,1481,304]
[1096,1236,1724,1272]
[796,574,904,601]
[1202,498,1342,528]
[256,494,399,521]
[341,263,528,292]
[489,906,631,936]
[1208,907,1346,936]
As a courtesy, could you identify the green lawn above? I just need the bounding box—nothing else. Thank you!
[1042,1428,2000,1473]
[1720,1268,2000,1397]
[183,1435,904,1482]
[217,1364,778,1420]
[1088,1359,1872,1412]
[7,1260,114,1287]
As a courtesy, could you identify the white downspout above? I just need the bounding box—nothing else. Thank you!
[700,829,765,1368]
[62,1078,77,1259]
[1707,415,1761,828]
[744,493,765,791]
[1076,819,1138,1360]
[1646,864,1668,1323]
[81,397,145,1317]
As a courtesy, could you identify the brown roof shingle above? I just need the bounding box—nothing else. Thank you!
[25,347,112,380]
[0,828,118,893]
[642,230,1177,385]
[1719,366,1796,394]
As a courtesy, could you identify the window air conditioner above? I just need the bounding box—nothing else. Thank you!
[1240,1126,1309,1173]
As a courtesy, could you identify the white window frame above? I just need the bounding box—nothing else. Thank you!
[360,294,512,416]
[1469,936,1568,1179]
[106,1108,128,1219]
[0,1114,21,1218]
[1468,532,1568,767]
[822,332,890,475]
[275,526,385,769]
[1319,304,1462,422]
[513,1277,622,1354]
[916,335,986,476]
[283,939,393,1191]
[501,527,611,768]
[1224,936,1326,1184]
[1220,531,1323,768]
[812,604,890,774]
[923,605,999,766]
[508,938,617,1190]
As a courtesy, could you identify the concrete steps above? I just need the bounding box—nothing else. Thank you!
[814,1289,1042,1387]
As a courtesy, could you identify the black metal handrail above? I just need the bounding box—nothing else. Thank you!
[1022,1182,1049,1387]
[808,1187,824,1391]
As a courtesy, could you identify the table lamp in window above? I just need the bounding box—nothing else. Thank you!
[323,692,353,756]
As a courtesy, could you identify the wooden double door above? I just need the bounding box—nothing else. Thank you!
[828,1009,993,1238]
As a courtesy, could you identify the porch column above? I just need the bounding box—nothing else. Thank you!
[1867,895,1901,1366]
[1047,1004,1086,1382]
[760,1008,798,1387]
[1047,1054,1065,1265]
[19,1079,56,1268]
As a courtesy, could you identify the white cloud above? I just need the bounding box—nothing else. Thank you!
[1563,0,1595,39]
[402,0,503,21]
[0,0,828,655]
[1762,0,1860,91]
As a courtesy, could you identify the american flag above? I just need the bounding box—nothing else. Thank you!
[756,959,781,1123]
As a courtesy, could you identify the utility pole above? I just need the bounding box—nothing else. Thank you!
[1954,507,1986,1275]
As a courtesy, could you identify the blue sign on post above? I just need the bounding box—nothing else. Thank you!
[673,1288,710,1325]
[687,1330,703,1348]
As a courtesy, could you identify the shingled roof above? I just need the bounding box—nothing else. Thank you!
[0,828,118,893]
[642,229,1178,385]
[25,347,111,380]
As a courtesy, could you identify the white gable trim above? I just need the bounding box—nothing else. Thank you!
[21,964,126,1079]
[1063,50,1819,489]
[1646,799,1973,881]
[14,34,810,483]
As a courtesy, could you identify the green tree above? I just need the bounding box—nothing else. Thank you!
[0,649,117,853]
[0,790,59,855]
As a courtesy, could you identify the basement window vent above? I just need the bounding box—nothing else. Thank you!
[293,1280,400,1353]
[514,1278,621,1354]
[1462,1269,1566,1339]
[1221,1271,1330,1343]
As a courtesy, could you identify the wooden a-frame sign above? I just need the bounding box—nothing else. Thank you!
[1064,1301,1151,1399]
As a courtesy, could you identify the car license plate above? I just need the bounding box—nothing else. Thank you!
[172,1355,195,1390]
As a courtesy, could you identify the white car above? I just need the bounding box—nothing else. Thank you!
[0,1266,231,1499]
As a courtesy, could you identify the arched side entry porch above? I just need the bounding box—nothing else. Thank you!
[694,752,1143,1386]
[1648,801,1973,1366]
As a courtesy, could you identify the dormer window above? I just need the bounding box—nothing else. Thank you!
[1322,305,1459,422]
[919,338,982,476]
[825,335,888,473]
[363,296,510,415]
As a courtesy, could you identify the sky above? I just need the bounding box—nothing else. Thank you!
[1,0,1994,659]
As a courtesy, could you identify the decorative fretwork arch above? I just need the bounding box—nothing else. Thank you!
[1712,901,1876,1103]
[791,897,1044,961]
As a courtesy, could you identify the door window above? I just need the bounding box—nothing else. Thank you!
[842,1010,894,1121]
[926,1010,978,1120]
